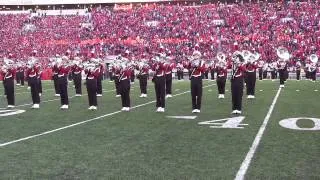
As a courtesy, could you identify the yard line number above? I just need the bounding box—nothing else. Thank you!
[279,117,320,131]
[199,117,320,131]
[198,116,248,129]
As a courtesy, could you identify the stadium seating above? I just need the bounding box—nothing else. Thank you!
[0,1,319,64]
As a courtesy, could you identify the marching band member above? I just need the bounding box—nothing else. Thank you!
[84,62,100,110]
[122,50,134,85]
[97,59,104,96]
[137,60,149,98]
[36,62,43,96]
[262,62,268,79]
[276,47,290,88]
[245,53,258,99]
[1,62,15,108]
[119,62,132,111]
[295,60,301,81]
[257,58,264,80]
[215,52,227,99]
[72,57,83,96]
[307,54,318,81]
[53,56,61,96]
[210,60,216,81]
[271,61,278,80]
[176,61,184,80]
[26,59,40,109]
[90,51,103,97]
[113,56,123,97]
[152,55,166,112]
[204,61,210,80]
[165,59,175,98]
[16,61,25,86]
[57,56,71,109]
[108,64,114,82]
[275,48,288,86]
[230,52,246,114]
[188,51,206,113]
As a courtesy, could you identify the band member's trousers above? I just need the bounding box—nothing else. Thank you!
[165,73,172,95]
[38,77,42,94]
[177,70,184,80]
[271,71,277,79]
[68,72,73,81]
[114,76,120,95]
[139,74,148,94]
[305,71,310,79]
[217,76,226,94]
[2,81,5,95]
[210,69,215,80]
[246,72,256,95]
[263,70,267,79]
[154,76,166,108]
[204,70,209,79]
[109,72,113,81]
[191,76,203,110]
[4,77,14,105]
[86,78,97,106]
[120,79,131,107]
[97,75,103,95]
[16,72,25,85]
[285,70,289,80]
[278,69,285,85]
[310,71,316,81]
[231,77,244,111]
[58,76,69,105]
[131,70,135,83]
[258,68,263,80]
[73,73,82,94]
[296,70,300,80]
[27,77,30,87]
[29,77,40,104]
[53,74,60,94]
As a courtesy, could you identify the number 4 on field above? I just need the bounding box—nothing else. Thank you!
[198,116,248,129]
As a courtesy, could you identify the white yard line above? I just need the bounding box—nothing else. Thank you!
[234,87,282,180]
[0,84,214,147]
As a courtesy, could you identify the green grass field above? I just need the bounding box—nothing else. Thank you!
[0,79,319,179]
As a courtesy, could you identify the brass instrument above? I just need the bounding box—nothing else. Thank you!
[232,51,245,64]
[309,54,318,64]
[276,47,290,61]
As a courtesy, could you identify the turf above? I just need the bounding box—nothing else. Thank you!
[0,79,319,179]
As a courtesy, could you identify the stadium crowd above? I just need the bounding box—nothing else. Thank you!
[0,1,319,65]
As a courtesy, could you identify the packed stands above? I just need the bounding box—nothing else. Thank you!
[0,1,319,64]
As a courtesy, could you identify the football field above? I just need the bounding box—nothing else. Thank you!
[0,79,319,179]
